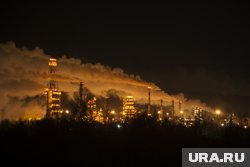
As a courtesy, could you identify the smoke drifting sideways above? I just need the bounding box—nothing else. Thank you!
[0,42,212,120]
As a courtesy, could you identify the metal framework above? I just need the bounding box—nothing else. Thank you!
[44,58,61,118]
[87,97,97,120]
[122,96,136,121]
[147,87,151,116]
[193,106,203,123]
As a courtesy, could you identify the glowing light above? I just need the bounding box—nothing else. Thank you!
[117,124,122,129]
[110,110,116,115]
[147,113,152,117]
[48,58,57,66]
[244,125,248,129]
[122,96,136,120]
[65,110,70,114]
[60,110,63,113]
[157,110,161,114]
[166,112,169,116]
[216,109,221,115]
[180,110,183,114]
[221,123,225,127]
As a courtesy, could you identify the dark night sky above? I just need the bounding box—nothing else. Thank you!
[1,1,250,114]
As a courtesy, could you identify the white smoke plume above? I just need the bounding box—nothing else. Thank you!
[0,42,212,119]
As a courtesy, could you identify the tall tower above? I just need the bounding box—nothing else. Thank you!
[79,82,84,104]
[193,107,203,124]
[179,100,182,112]
[158,99,164,121]
[77,81,85,118]
[147,86,151,116]
[122,96,136,121]
[45,58,61,118]
[87,97,97,120]
[160,99,163,112]
[171,100,175,118]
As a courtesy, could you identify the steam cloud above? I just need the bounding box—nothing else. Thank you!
[0,42,212,119]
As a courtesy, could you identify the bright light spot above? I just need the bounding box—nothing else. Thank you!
[216,109,221,115]
[60,110,63,113]
[180,110,183,114]
[157,110,161,114]
[110,110,116,115]
[166,112,169,116]
[244,125,248,129]
[117,124,122,129]
[221,123,225,127]
[65,110,70,114]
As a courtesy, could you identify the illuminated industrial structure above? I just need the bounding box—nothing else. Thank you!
[147,87,152,116]
[44,58,62,118]
[179,101,182,113]
[108,110,117,122]
[179,100,184,120]
[77,82,86,118]
[39,59,246,128]
[93,108,105,124]
[87,97,97,120]
[171,100,175,118]
[79,82,84,106]
[122,96,137,121]
[160,99,163,112]
[193,107,203,124]
[157,99,164,121]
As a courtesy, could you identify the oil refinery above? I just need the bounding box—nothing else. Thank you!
[43,58,249,129]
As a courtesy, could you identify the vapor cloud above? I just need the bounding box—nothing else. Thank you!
[0,42,212,119]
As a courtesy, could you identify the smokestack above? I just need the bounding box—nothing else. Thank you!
[147,86,151,116]
[48,58,57,89]
[79,82,84,104]
[160,99,163,111]
[172,100,175,118]
[78,81,84,118]
[179,100,182,112]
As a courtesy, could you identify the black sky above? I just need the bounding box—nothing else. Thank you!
[1,1,250,114]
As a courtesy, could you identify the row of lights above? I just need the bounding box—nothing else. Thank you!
[53,108,249,129]
[59,109,70,114]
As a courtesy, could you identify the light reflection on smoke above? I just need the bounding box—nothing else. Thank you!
[0,42,211,119]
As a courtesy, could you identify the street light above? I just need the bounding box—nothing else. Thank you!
[117,124,122,129]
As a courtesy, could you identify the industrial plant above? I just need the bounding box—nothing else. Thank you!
[42,58,249,129]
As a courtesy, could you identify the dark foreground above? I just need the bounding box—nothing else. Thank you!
[1,119,250,167]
